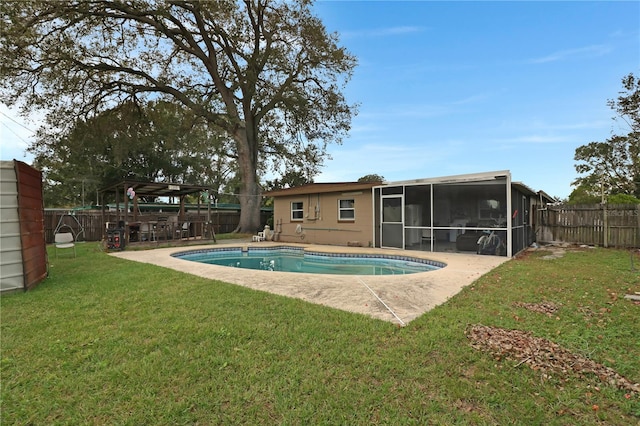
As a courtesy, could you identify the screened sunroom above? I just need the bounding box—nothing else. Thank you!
[372,170,542,257]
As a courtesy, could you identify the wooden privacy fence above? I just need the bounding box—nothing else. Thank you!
[44,210,272,244]
[537,204,640,248]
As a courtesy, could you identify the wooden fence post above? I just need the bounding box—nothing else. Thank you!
[637,204,640,249]
[603,203,608,248]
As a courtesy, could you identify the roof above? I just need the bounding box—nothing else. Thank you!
[511,182,556,203]
[378,170,512,187]
[263,181,383,197]
[536,190,557,204]
[264,172,554,203]
[99,180,211,197]
[512,181,537,196]
[379,171,554,202]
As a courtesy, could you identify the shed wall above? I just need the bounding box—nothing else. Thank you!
[0,161,24,292]
[15,161,47,290]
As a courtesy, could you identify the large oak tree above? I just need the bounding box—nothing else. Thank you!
[0,0,357,231]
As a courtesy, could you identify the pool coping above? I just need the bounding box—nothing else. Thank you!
[172,245,447,271]
[109,241,509,325]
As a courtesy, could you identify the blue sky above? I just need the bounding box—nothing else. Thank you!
[312,0,639,199]
[1,1,638,199]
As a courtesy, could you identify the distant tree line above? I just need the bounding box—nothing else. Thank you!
[569,73,640,205]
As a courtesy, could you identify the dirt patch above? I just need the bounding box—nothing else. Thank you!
[466,324,640,394]
[525,242,599,260]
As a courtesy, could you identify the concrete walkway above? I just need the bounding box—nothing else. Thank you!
[110,241,509,325]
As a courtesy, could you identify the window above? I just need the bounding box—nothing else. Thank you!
[338,199,355,220]
[291,201,303,220]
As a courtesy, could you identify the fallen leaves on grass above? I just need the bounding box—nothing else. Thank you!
[513,301,560,316]
[466,324,640,394]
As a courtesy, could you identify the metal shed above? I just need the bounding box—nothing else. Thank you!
[0,160,48,292]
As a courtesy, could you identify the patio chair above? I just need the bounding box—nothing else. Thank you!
[420,229,433,250]
[140,222,156,242]
[176,222,190,239]
[156,216,169,241]
[54,232,76,258]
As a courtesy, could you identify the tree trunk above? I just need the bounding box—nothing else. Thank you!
[234,128,261,233]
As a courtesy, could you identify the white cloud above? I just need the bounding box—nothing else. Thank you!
[501,135,573,144]
[358,104,450,120]
[527,44,611,64]
[341,26,426,39]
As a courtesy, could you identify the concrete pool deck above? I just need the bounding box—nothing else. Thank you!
[109,241,509,325]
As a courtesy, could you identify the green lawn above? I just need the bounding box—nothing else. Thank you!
[2,242,639,425]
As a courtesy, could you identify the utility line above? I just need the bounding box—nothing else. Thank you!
[1,122,31,145]
[0,111,35,133]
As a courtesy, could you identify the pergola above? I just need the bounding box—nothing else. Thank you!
[99,180,215,244]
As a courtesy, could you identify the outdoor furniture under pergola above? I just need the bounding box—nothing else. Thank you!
[99,180,216,247]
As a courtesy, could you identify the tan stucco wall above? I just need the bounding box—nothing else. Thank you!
[270,191,374,246]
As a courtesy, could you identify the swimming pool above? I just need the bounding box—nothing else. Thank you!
[173,246,443,275]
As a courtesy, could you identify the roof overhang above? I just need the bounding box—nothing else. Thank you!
[375,170,511,188]
[512,181,537,197]
[263,181,382,197]
[536,190,557,204]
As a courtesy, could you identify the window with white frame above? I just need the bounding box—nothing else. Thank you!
[338,199,355,220]
[291,201,304,220]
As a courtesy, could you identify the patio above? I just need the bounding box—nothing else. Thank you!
[99,180,216,248]
[109,241,508,325]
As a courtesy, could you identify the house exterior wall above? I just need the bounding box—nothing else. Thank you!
[265,172,553,257]
[271,191,374,246]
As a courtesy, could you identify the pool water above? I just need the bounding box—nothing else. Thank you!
[174,247,442,276]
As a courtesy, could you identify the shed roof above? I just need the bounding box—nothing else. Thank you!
[263,181,383,197]
[536,190,557,204]
[511,181,537,196]
[99,180,211,197]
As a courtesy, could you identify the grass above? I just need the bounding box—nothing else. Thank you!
[1,242,639,425]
